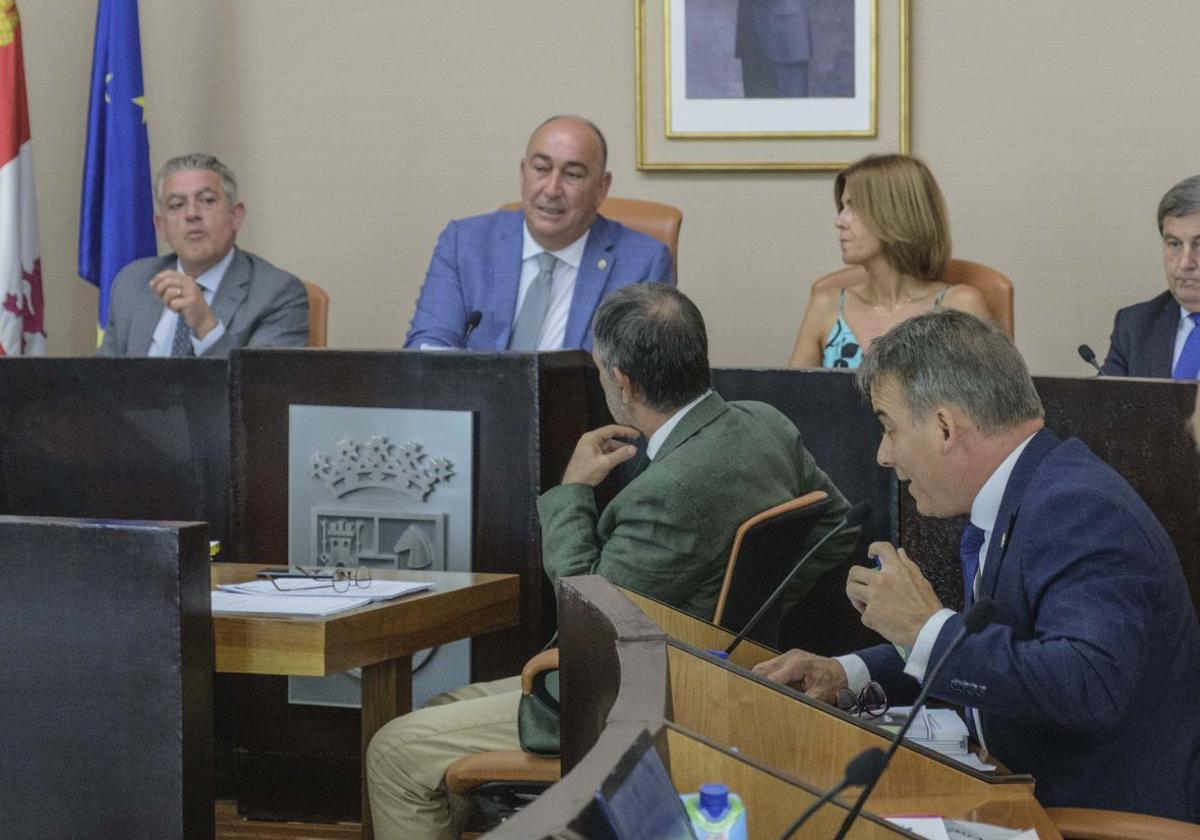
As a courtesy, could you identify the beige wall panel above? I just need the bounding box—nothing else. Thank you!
[18,1,1200,373]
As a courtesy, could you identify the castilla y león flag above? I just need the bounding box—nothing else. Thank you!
[0,1,45,356]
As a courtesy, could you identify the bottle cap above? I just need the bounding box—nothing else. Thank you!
[698,783,728,819]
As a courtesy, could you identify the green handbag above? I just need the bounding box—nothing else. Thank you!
[516,667,561,756]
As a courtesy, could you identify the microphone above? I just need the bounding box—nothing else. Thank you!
[1077,344,1103,374]
[776,747,886,839]
[724,501,871,657]
[462,310,483,346]
[831,598,998,840]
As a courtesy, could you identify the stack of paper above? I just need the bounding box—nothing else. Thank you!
[220,578,434,601]
[887,816,1039,839]
[900,706,970,755]
[211,590,370,616]
[211,577,435,616]
[870,707,994,771]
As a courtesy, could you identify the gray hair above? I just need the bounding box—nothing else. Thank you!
[154,153,238,207]
[592,284,710,413]
[855,310,1043,434]
[1158,175,1200,233]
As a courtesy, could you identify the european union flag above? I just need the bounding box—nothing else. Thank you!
[78,0,155,338]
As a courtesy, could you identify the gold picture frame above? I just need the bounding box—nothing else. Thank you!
[635,0,911,172]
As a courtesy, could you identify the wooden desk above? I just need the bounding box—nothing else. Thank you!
[211,564,520,839]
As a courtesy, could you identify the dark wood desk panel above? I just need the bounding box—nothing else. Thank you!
[1,516,213,840]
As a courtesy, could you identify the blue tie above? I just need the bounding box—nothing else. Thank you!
[959,522,985,608]
[1173,313,1200,380]
[958,522,986,741]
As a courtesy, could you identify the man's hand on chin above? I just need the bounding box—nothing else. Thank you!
[561,424,640,487]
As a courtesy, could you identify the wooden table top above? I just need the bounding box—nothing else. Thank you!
[211,564,520,676]
[866,793,1062,839]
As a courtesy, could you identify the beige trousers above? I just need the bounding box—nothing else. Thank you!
[366,675,522,840]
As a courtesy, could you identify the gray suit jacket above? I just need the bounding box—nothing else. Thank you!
[97,248,309,358]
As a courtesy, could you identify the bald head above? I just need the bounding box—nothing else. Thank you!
[519,115,612,251]
[528,115,608,170]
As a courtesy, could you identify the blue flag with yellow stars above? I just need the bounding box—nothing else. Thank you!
[78,0,155,341]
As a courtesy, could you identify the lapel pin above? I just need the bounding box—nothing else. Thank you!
[597,258,607,270]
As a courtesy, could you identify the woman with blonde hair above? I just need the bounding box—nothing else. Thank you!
[788,154,990,368]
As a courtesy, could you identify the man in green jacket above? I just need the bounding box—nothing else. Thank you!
[539,284,852,619]
[367,284,855,840]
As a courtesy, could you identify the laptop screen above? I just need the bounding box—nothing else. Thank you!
[594,730,697,840]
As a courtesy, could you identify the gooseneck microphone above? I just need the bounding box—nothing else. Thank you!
[462,310,483,346]
[1078,344,1103,374]
[776,747,887,839]
[724,501,872,657]
[831,598,998,840]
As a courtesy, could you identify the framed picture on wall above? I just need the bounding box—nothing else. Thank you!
[635,0,911,171]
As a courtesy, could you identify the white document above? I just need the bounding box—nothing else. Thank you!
[211,590,371,616]
[887,817,951,840]
[219,578,434,602]
[887,817,1037,840]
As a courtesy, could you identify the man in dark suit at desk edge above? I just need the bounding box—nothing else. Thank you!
[758,310,1200,822]
[1102,174,1200,378]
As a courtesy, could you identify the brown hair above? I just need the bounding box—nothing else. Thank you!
[834,154,951,283]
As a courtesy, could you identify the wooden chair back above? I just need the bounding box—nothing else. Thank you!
[499,196,683,281]
[812,258,1015,338]
[302,280,329,347]
[711,491,831,646]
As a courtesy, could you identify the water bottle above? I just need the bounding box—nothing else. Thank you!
[680,783,748,840]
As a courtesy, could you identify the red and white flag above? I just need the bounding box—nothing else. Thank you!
[0,1,45,356]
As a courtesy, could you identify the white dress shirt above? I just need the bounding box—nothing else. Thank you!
[148,247,233,356]
[837,432,1037,747]
[645,390,713,459]
[514,224,589,351]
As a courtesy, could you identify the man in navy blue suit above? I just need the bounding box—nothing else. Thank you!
[756,310,1200,821]
[1102,174,1200,378]
[404,115,674,351]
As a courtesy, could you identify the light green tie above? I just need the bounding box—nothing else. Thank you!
[509,252,558,350]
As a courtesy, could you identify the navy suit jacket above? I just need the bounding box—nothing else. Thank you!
[404,210,674,351]
[860,430,1200,821]
[1100,290,1179,377]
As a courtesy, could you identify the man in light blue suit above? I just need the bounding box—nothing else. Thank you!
[756,311,1200,822]
[404,115,674,351]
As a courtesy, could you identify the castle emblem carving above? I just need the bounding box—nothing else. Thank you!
[309,436,454,501]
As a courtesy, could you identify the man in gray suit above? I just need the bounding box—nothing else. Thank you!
[97,153,308,357]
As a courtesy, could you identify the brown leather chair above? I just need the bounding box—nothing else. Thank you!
[443,649,562,798]
[498,196,683,281]
[711,490,831,644]
[443,491,832,818]
[811,258,1015,338]
[302,280,329,348]
[1045,807,1200,839]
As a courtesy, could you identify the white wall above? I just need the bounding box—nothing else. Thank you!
[19,1,1197,374]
